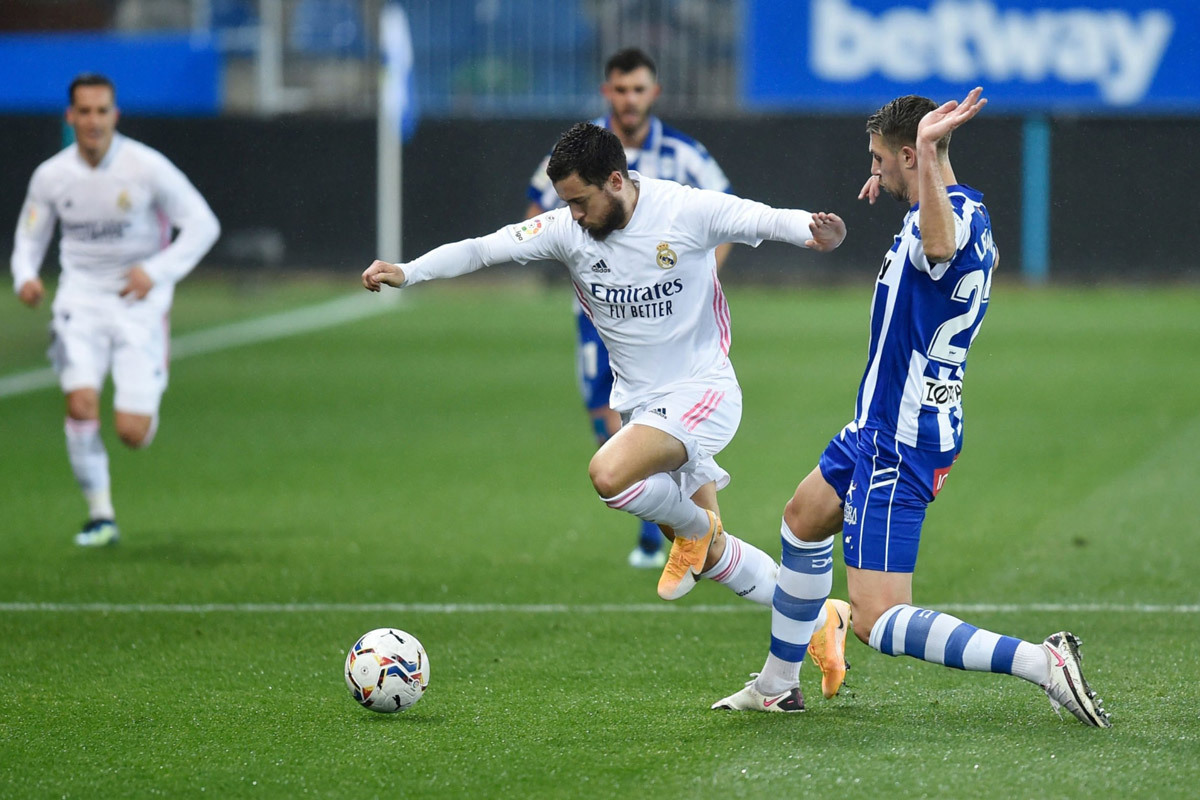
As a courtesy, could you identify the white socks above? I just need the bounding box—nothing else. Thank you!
[64,417,114,520]
[700,533,778,607]
[602,473,711,538]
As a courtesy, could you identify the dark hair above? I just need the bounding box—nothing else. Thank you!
[604,47,657,80]
[69,73,116,105]
[866,95,949,154]
[546,122,628,187]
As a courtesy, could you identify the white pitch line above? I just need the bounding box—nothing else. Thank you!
[0,291,401,399]
[0,602,1196,614]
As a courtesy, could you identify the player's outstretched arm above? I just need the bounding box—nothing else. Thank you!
[363,260,407,292]
[805,212,847,252]
[917,86,987,264]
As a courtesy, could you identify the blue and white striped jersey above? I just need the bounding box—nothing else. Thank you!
[855,184,997,452]
[527,115,730,211]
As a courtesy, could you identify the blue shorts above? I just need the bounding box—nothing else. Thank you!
[818,422,958,573]
[576,311,614,411]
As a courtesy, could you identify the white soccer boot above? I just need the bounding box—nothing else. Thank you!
[1040,631,1111,728]
[712,675,805,713]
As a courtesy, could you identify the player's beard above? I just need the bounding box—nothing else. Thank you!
[883,179,910,205]
[583,199,627,240]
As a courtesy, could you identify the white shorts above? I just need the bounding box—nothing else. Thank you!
[621,381,742,499]
[48,295,170,415]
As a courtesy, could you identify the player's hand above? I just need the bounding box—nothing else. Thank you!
[17,278,44,308]
[362,260,407,292]
[120,265,154,300]
[858,174,881,204]
[806,212,846,252]
[918,86,987,147]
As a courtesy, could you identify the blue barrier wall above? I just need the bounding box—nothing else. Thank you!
[0,33,220,115]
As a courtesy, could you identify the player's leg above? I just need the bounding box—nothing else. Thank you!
[846,438,1110,727]
[591,384,740,599]
[51,301,119,546]
[64,388,119,546]
[114,411,157,449]
[713,429,854,711]
[692,482,777,607]
[577,312,666,567]
[110,306,168,448]
[751,465,846,699]
[590,422,709,538]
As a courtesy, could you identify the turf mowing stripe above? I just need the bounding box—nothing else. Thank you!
[0,602,1195,614]
[0,291,401,399]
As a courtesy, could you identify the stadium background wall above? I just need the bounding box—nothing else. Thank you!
[2,114,1195,282]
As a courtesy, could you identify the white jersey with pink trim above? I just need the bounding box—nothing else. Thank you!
[10,133,219,309]
[402,173,792,412]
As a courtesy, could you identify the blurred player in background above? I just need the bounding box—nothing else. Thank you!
[10,73,220,547]
[365,121,844,615]
[525,48,734,569]
[713,89,1110,726]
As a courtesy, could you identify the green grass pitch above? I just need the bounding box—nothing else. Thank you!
[1,277,1198,798]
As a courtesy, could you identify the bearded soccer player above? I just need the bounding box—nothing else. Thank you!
[712,89,1110,727]
[366,122,846,625]
[11,73,220,546]
[526,48,734,569]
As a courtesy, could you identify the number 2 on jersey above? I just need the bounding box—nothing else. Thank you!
[927,269,991,365]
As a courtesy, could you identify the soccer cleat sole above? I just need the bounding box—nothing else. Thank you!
[1043,632,1111,728]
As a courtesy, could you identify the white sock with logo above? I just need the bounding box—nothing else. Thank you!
[700,533,778,607]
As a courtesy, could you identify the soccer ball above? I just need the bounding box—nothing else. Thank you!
[344,628,429,713]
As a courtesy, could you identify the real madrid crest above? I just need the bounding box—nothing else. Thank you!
[116,190,132,212]
[656,241,677,270]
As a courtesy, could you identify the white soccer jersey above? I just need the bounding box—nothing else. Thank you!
[855,184,997,452]
[527,116,730,212]
[403,173,815,412]
[11,133,220,307]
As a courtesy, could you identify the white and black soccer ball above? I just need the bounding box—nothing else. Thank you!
[344,628,429,713]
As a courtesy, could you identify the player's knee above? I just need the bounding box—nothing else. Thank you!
[783,494,841,543]
[588,456,626,498]
[66,392,99,421]
[115,416,153,449]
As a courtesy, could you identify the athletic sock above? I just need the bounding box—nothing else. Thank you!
[756,522,834,695]
[869,604,1049,684]
[602,473,711,538]
[64,417,114,520]
[700,533,777,607]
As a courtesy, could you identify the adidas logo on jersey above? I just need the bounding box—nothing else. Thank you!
[649,407,667,419]
[591,259,611,273]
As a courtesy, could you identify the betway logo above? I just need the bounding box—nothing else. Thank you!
[811,0,1174,105]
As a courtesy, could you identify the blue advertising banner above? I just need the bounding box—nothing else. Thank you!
[745,0,1200,112]
[0,34,220,115]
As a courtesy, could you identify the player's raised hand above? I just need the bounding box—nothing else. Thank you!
[858,174,881,205]
[17,277,45,308]
[362,259,407,292]
[918,86,987,146]
[119,264,154,300]
[806,212,846,252]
